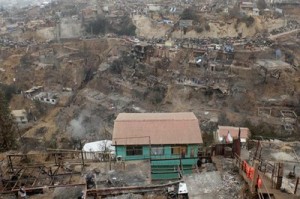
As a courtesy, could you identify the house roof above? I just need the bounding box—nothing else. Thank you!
[217,126,250,139]
[256,59,292,71]
[112,112,203,145]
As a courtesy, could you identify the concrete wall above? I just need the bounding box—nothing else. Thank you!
[15,116,28,124]
[33,96,57,105]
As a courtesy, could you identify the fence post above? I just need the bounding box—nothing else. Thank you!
[251,160,259,193]
[294,177,299,194]
[276,163,284,190]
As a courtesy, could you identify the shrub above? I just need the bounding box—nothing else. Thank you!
[205,23,210,31]
[238,16,255,27]
[85,15,136,36]
[0,84,17,102]
[181,8,198,21]
[110,59,123,74]
[195,26,204,33]
[20,54,33,67]
[85,16,107,35]
[146,85,166,104]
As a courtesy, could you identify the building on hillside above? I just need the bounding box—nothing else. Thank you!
[112,112,203,180]
[82,140,115,160]
[240,1,254,15]
[33,92,58,105]
[81,7,98,22]
[11,109,28,124]
[253,8,260,16]
[215,126,250,143]
[147,4,161,12]
[179,20,193,29]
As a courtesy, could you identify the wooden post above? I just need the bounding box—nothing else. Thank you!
[109,154,111,171]
[54,153,57,165]
[294,177,299,194]
[8,155,13,172]
[80,142,85,170]
[115,141,118,158]
[254,141,260,161]
[259,148,262,160]
[276,163,284,190]
[251,160,259,193]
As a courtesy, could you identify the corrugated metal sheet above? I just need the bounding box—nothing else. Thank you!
[218,126,250,140]
[112,112,203,145]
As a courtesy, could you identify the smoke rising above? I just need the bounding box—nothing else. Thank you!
[67,108,104,140]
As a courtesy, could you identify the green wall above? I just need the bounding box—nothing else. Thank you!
[115,144,199,161]
[115,144,200,180]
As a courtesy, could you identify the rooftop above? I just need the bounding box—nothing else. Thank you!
[217,126,250,139]
[256,59,292,70]
[113,112,202,145]
[115,112,197,121]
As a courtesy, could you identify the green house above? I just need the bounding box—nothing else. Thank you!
[112,112,203,180]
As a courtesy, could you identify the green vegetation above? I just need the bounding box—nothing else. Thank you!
[20,53,33,67]
[180,8,198,21]
[146,84,166,105]
[0,84,18,102]
[243,120,276,139]
[0,91,18,151]
[85,15,136,36]
[205,23,211,31]
[195,26,204,33]
[109,53,135,74]
[202,132,215,147]
[238,16,255,27]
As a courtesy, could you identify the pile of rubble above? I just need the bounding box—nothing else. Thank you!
[270,20,300,35]
[184,170,244,199]
[0,37,34,48]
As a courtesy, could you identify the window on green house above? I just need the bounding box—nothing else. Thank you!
[126,146,143,156]
[151,146,164,156]
[171,145,187,156]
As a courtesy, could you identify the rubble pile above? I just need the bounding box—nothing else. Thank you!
[0,37,33,48]
[270,20,300,35]
[52,186,83,199]
[106,194,143,199]
[247,35,273,47]
[184,170,244,199]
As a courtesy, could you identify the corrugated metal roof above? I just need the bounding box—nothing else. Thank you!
[113,112,203,145]
[217,126,250,139]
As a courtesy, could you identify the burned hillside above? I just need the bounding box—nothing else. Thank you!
[0,0,300,198]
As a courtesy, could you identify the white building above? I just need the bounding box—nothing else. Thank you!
[83,140,115,160]
[215,126,250,143]
[147,4,161,12]
[11,109,28,124]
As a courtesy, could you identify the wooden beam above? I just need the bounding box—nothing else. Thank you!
[87,181,181,197]
[12,168,26,190]
[0,183,86,194]
[294,177,299,194]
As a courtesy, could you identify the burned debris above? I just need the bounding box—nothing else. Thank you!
[0,0,300,198]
